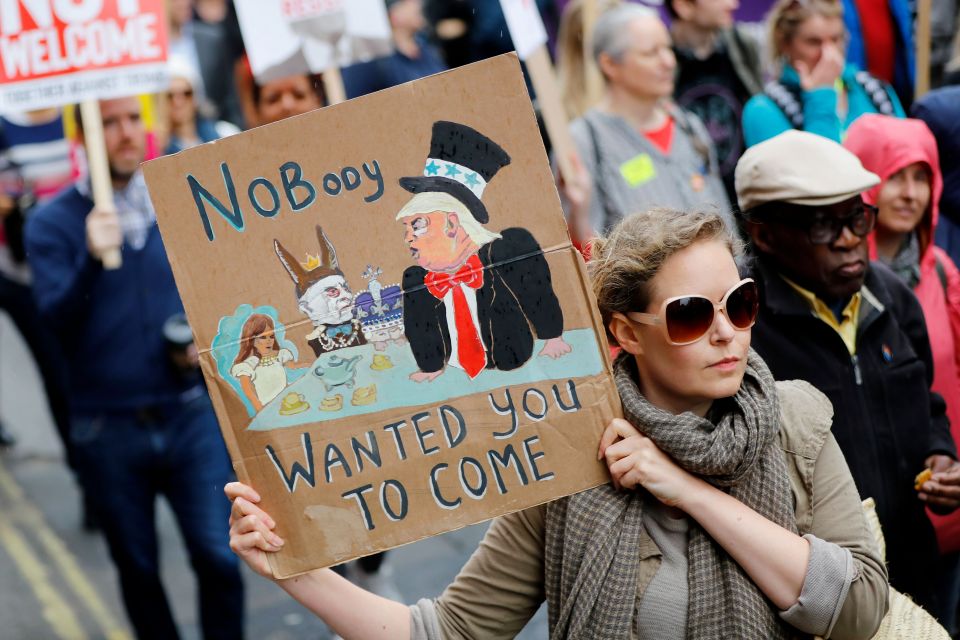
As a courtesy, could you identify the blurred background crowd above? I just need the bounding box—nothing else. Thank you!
[2,0,960,638]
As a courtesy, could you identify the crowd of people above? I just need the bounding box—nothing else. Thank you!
[2,0,960,638]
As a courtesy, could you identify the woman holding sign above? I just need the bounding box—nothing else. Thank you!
[227,207,888,639]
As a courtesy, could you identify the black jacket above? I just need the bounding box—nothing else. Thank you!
[402,227,564,374]
[750,257,954,610]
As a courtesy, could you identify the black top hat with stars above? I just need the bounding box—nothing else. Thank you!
[399,121,511,224]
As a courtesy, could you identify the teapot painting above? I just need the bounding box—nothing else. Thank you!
[313,354,362,391]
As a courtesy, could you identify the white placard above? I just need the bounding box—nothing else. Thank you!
[499,0,549,61]
[235,0,393,83]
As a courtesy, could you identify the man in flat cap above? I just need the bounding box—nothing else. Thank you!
[397,121,572,382]
[737,130,960,616]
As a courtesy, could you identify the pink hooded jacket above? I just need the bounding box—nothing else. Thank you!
[845,114,960,552]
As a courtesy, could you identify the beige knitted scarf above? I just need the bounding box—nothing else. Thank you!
[544,350,801,639]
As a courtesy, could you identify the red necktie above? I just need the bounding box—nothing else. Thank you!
[424,255,487,378]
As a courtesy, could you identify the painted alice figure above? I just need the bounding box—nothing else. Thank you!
[226,208,888,639]
[231,314,305,412]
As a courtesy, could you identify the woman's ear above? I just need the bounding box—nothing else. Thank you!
[609,313,644,356]
[596,52,618,85]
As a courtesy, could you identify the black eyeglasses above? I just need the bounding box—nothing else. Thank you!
[768,204,877,245]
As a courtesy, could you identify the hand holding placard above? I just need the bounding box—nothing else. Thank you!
[85,207,122,266]
[80,100,122,269]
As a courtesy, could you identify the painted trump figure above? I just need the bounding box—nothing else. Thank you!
[398,121,572,382]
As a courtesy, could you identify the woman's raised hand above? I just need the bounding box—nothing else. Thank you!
[226,481,284,579]
[598,418,699,508]
[796,42,845,91]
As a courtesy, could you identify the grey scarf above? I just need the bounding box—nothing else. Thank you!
[885,232,922,289]
[544,350,800,639]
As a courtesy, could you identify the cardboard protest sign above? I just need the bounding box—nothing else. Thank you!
[234,0,392,84]
[143,54,620,578]
[0,0,168,112]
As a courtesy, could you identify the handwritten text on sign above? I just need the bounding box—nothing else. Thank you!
[268,380,580,531]
[0,0,168,111]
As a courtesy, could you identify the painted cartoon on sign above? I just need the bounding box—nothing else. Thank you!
[209,121,595,432]
[231,313,309,411]
[274,226,366,357]
[143,54,621,577]
[357,265,406,352]
[398,121,573,382]
[211,305,309,417]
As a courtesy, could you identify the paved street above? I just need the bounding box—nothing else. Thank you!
[0,312,548,639]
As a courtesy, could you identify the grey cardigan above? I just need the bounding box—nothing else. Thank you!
[566,106,734,235]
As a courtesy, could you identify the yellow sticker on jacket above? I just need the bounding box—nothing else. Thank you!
[619,153,656,187]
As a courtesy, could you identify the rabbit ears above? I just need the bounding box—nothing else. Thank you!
[274,226,343,295]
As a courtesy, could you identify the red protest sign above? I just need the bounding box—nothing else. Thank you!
[0,0,168,111]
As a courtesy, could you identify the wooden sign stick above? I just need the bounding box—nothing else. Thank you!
[526,46,577,183]
[79,99,122,270]
[322,66,347,105]
[581,0,603,112]
[915,0,932,98]
[525,46,594,243]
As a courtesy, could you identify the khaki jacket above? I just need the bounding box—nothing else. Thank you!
[411,380,889,640]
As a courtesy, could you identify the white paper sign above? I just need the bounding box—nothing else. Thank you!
[499,0,548,60]
[234,0,392,84]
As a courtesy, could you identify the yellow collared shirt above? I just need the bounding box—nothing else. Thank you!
[782,276,861,355]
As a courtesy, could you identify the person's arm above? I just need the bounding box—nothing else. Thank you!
[422,506,547,638]
[226,482,410,639]
[742,95,795,147]
[555,150,594,247]
[889,267,956,459]
[791,432,888,639]
[796,45,844,141]
[799,87,843,141]
[24,207,105,332]
[600,418,808,610]
[936,248,960,379]
[237,376,262,412]
[566,118,605,236]
[227,482,547,640]
[280,570,411,639]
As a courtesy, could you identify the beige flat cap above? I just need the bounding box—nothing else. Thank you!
[735,130,880,212]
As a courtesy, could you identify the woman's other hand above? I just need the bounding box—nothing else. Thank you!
[226,481,284,579]
[598,418,699,507]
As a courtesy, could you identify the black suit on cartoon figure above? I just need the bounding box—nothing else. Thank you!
[397,120,571,380]
[402,227,564,374]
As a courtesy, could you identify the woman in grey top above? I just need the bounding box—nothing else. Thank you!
[226,208,887,639]
[564,4,733,237]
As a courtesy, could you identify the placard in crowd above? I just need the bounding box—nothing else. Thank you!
[143,54,621,578]
[0,0,168,112]
[234,0,392,83]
